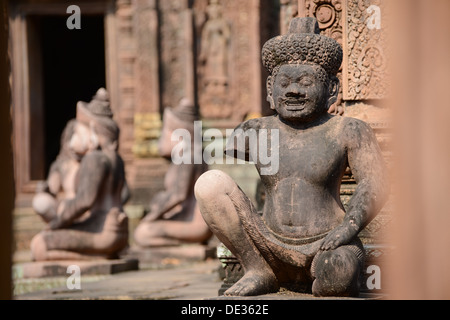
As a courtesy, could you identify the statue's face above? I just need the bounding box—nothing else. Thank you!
[69,122,94,157]
[271,64,329,124]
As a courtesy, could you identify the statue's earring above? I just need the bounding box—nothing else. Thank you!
[327,76,340,109]
[266,75,275,110]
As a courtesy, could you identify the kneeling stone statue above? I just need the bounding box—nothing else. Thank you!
[194,17,388,297]
[31,89,129,261]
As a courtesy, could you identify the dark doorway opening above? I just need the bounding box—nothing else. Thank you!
[28,15,106,179]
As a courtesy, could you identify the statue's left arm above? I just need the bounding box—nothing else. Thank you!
[48,151,110,229]
[321,119,389,251]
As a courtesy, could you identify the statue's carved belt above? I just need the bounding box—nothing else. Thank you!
[264,222,330,246]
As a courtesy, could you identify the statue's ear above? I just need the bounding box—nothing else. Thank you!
[327,76,340,109]
[266,75,275,110]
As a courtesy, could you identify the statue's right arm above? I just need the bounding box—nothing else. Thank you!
[49,151,109,229]
[224,120,258,162]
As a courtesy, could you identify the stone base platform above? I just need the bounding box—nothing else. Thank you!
[122,244,217,269]
[209,290,385,300]
[14,259,139,279]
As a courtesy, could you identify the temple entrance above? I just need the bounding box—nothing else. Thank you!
[27,15,106,179]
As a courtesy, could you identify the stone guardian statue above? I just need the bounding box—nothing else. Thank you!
[133,98,212,247]
[194,17,388,297]
[31,88,129,261]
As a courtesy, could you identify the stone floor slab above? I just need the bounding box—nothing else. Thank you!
[122,244,216,269]
[14,259,139,279]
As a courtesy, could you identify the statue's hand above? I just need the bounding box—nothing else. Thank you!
[320,223,358,251]
[48,216,63,230]
[143,202,163,222]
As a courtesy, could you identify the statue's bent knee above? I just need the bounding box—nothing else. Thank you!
[194,170,233,202]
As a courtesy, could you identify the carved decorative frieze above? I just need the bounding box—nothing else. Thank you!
[343,0,389,100]
[303,0,343,44]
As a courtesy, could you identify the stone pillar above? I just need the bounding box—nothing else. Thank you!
[159,0,194,111]
[387,0,450,299]
[0,1,13,299]
[133,0,162,158]
[115,0,137,163]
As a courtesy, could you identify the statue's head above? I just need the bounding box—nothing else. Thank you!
[158,98,199,158]
[71,88,120,156]
[262,17,342,124]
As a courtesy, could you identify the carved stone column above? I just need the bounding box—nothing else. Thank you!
[159,0,194,110]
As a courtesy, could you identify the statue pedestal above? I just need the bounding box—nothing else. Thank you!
[123,244,217,269]
[14,259,139,279]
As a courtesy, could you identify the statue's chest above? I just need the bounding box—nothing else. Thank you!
[265,130,347,184]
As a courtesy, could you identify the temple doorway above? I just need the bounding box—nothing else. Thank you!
[28,14,106,179]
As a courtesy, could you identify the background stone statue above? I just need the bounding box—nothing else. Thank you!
[30,88,129,261]
[199,0,231,90]
[194,17,388,297]
[134,98,213,247]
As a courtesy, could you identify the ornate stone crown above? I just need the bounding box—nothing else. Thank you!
[262,17,342,77]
